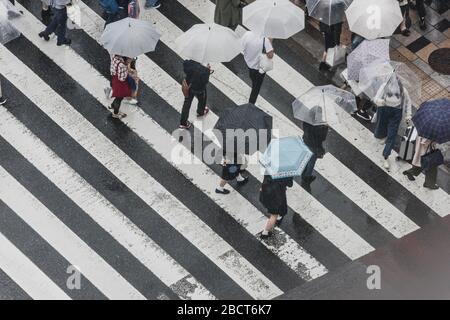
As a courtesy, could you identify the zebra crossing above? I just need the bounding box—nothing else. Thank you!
[0,0,448,300]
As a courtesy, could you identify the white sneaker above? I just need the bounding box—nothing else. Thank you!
[377,138,387,145]
[125,98,138,105]
[383,158,390,170]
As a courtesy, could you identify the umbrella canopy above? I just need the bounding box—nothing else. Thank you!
[243,0,305,39]
[292,85,357,126]
[345,0,403,40]
[53,0,72,5]
[412,99,450,144]
[100,18,161,57]
[259,136,313,179]
[347,38,390,81]
[0,0,22,44]
[175,23,241,64]
[359,61,421,107]
[214,104,273,155]
[306,0,352,26]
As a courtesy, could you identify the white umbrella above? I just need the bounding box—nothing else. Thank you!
[243,0,305,39]
[175,23,241,64]
[306,0,353,26]
[345,0,403,40]
[100,17,161,58]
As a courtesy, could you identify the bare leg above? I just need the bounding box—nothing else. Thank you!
[263,214,278,234]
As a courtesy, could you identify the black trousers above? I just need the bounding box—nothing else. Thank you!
[404,165,437,186]
[180,89,207,126]
[248,68,265,105]
[111,97,123,115]
[42,7,68,45]
[415,0,426,19]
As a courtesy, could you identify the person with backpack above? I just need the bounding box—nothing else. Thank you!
[259,175,293,239]
[179,60,211,129]
[242,30,274,105]
[38,0,72,46]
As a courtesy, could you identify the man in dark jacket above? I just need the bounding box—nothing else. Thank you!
[301,122,329,184]
[179,60,210,129]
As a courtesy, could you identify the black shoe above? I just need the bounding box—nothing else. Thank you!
[355,109,372,121]
[419,18,427,30]
[275,216,284,227]
[215,188,230,195]
[57,38,71,46]
[179,121,192,130]
[319,62,330,71]
[403,170,416,181]
[38,31,50,41]
[423,183,439,190]
[0,97,6,105]
[401,29,411,36]
[236,177,249,187]
[258,231,273,240]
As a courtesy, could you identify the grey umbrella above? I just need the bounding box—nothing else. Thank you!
[214,104,273,155]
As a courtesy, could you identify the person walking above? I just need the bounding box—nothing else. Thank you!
[214,0,242,30]
[179,59,211,129]
[144,0,161,9]
[398,0,411,36]
[319,21,343,71]
[110,55,132,119]
[301,119,329,185]
[242,30,274,105]
[410,0,429,30]
[215,153,249,195]
[38,0,72,46]
[259,175,293,239]
[41,0,52,26]
[0,79,7,105]
[403,136,440,189]
[373,77,412,170]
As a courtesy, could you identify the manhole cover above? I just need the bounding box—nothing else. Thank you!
[428,48,450,75]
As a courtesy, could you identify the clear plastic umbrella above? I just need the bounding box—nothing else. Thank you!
[243,0,305,39]
[175,23,241,64]
[0,0,22,44]
[347,38,390,81]
[100,17,161,57]
[292,85,357,126]
[345,0,403,40]
[359,61,421,107]
[306,0,353,26]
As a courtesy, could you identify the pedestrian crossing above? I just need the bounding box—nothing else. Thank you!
[0,0,448,300]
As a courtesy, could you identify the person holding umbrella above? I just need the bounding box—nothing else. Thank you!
[398,0,411,36]
[301,107,329,185]
[319,21,342,71]
[109,55,132,119]
[38,0,72,46]
[179,60,211,129]
[259,175,293,239]
[373,76,412,170]
[215,153,249,195]
[214,0,243,30]
[242,30,274,105]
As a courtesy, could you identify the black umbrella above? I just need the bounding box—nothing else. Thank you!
[214,104,273,155]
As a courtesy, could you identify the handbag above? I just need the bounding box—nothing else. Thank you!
[421,144,444,172]
[181,79,190,97]
[326,45,346,67]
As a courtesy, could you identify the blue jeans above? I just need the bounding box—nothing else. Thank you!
[43,7,68,45]
[302,154,317,179]
[145,0,159,7]
[374,107,402,158]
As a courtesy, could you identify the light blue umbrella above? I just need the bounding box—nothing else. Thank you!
[259,136,313,179]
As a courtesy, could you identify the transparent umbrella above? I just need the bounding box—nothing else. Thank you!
[345,0,403,40]
[243,0,305,39]
[0,0,22,44]
[175,23,241,64]
[292,85,357,126]
[359,61,421,107]
[306,0,353,26]
[347,38,390,81]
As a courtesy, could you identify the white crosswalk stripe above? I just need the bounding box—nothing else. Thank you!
[0,0,448,300]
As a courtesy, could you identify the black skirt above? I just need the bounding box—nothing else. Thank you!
[221,163,241,181]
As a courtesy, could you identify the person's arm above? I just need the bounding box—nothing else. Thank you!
[264,38,274,59]
[403,89,412,122]
[373,83,387,106]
